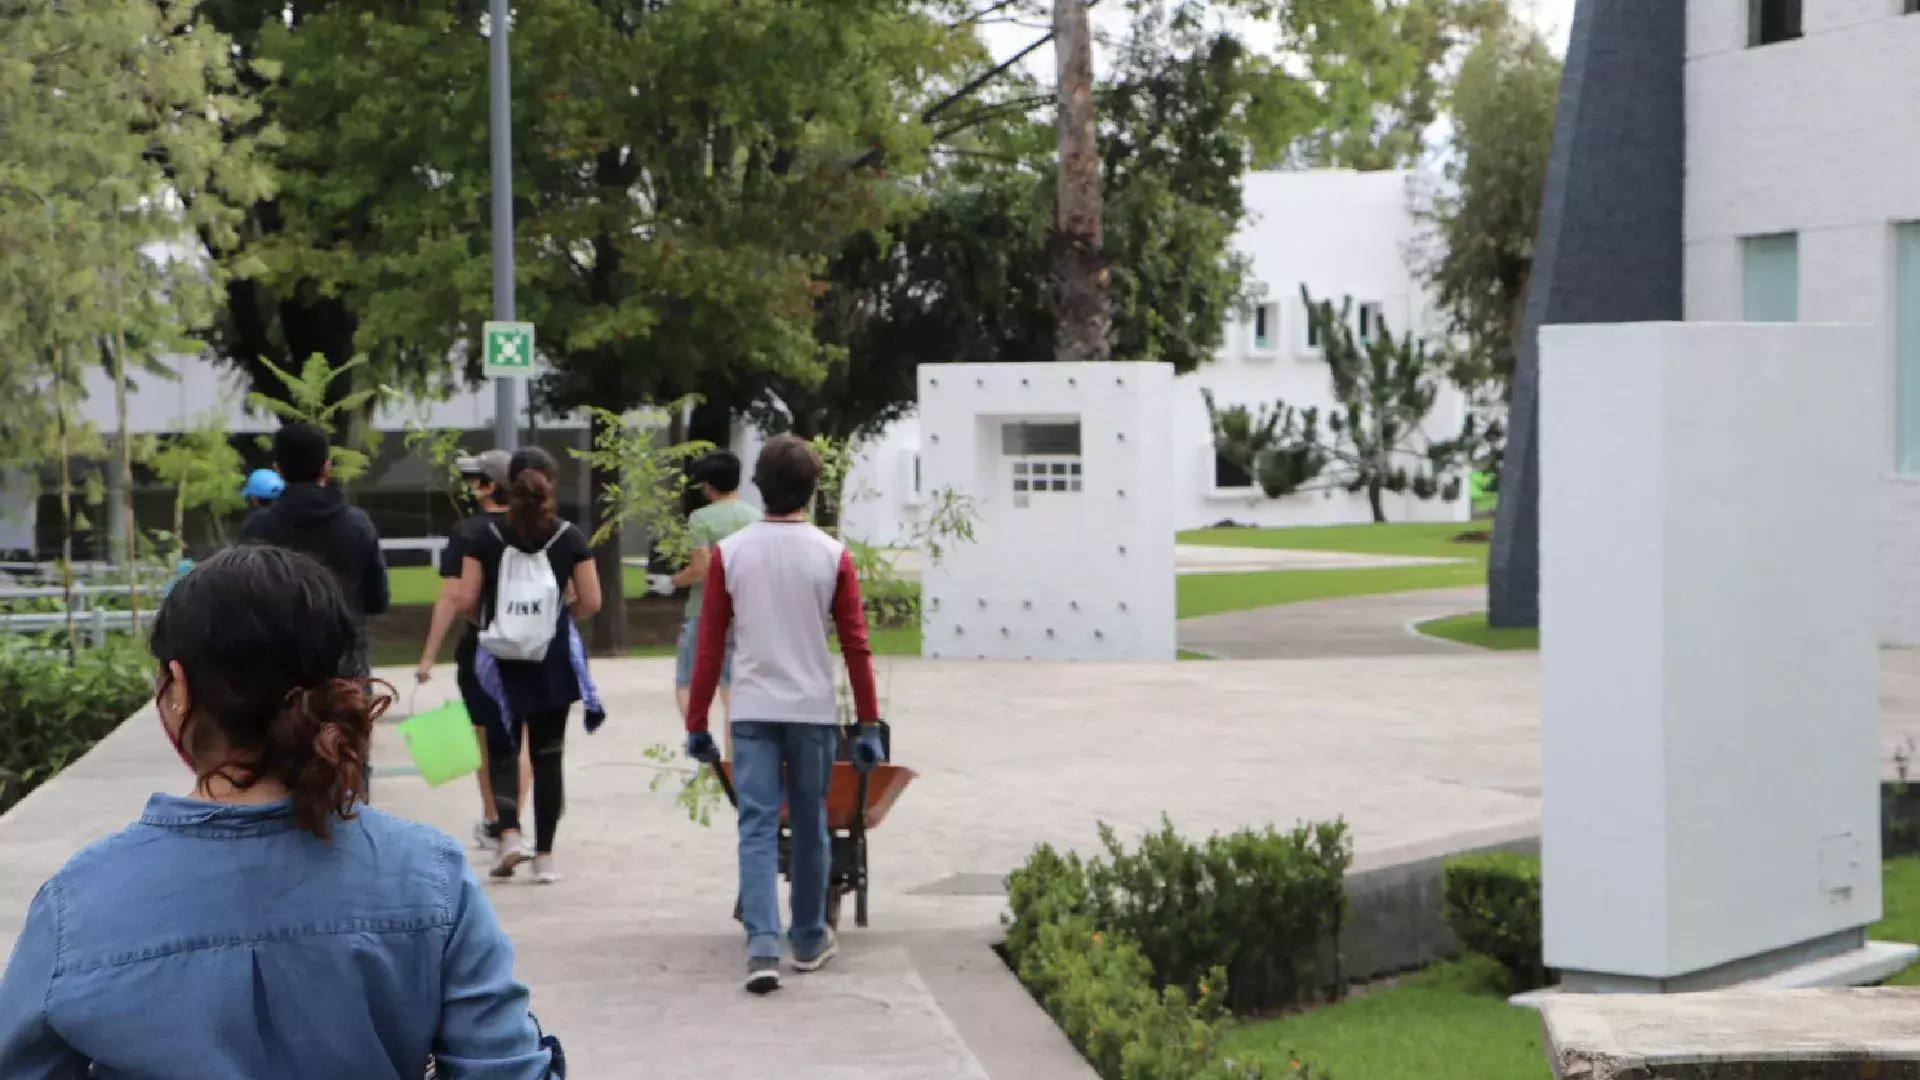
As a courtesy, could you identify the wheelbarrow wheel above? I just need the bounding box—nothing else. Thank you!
[825,883,846,930]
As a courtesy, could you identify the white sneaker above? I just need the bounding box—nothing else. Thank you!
[473,819,500,853]
[531,855,562,885]
[489,839,532,880]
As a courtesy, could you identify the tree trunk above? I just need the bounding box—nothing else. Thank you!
[587,411,627,657]
[1050,0,1111,364]
[172,480,186,570]
[110,323,139,631]
[54,346,77,667]
[1368,475,1387,523]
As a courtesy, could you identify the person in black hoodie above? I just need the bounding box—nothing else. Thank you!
[238,422,392,677]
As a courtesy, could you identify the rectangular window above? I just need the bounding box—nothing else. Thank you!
[1303,309,1323,354]
[1741,233,1799,322]
[1749,0,1802,46]
[1010,459,1082,495]
[1214,453,1253,491]
[1897,224,1920,473]
[1357,302,1384,344]
[1252,303,1278,353]
[1001,421,1081,457]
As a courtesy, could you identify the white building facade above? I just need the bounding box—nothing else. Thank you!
[827,169,1471,547]
[1680,0,1920,644]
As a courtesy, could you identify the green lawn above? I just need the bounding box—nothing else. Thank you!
[1223,956,1549,1080]
[1177,563,1486,620]
[1417,612,1540,651]
[388,564,656,606]
[1179,522,1492,563]
[1227,859,1920,1080]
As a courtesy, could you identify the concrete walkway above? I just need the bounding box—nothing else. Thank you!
[0,653,1546,1078]
[12,647,1920,1074]
[1179,586,1485,659]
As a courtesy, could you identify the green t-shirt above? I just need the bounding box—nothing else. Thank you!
[686,498,761,617]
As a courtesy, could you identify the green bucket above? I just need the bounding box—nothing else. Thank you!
[397,699,481,788]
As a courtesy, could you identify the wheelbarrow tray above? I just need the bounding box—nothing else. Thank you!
[714,761,916,830]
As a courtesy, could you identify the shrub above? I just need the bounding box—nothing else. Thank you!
[1006,844,1275,1080]
[1441,851,1545,990]
[1088,818,1352,1013]
[0,634,152,816]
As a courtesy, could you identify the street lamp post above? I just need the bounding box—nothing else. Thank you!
[489,0,518,452]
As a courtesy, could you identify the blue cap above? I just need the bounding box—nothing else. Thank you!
[242,469,285,500]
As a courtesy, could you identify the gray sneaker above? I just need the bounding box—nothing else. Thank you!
[793,930,838,974]
[745,957,781,995]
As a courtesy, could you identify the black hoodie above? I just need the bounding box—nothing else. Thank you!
[237,483,391,672]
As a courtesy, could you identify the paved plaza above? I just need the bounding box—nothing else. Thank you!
[8,629,1920,1076]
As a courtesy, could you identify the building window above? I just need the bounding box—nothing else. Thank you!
[1357,302,1384,344]
[1213,453,1253,491]
[1251,303,1279,353]
[1302,308,1323,355]
[1741,233,1799,322]
[1749,0,1802,46]
[1011,459,1083,494]
[1897,224,1920,473]
[1001,420,1081,456]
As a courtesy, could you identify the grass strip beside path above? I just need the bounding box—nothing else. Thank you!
[1179,522,1492,563]
[1417,612,1540,651]
[1222,955,1548,1080]
[1177,563,1485,620]
[1228,859,1920,1080]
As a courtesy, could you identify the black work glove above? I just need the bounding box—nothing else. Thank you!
[850,722,886,774]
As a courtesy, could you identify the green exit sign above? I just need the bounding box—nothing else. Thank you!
[483,321,535,378]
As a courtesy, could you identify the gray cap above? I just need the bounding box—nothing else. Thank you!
[455,449,512,488]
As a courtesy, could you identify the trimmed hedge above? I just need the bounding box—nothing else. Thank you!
[0,635,151,816]
[1003,817,1352,1080]
[1441,852,1545,991]
[1088,818,1351,1013]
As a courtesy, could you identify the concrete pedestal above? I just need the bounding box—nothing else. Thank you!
[916,362,1176,661]
[1540,322,1884,989]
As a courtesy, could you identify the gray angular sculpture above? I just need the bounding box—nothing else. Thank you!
[1487,0,1686,628]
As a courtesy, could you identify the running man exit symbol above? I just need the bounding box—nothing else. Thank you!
[483,321,535,378]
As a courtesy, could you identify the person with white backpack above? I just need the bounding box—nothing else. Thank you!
[457,447,601,883]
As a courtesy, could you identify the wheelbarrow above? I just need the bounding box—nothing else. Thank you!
[710,722,915,929]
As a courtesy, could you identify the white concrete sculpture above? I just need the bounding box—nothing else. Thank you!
[917,361,1176,661]
[1539,321,1912,991]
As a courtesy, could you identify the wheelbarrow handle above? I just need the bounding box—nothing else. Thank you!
[711,759,738,809]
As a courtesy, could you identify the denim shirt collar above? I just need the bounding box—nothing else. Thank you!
[139,792,299,836]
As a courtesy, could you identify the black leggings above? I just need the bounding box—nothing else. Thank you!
[489,708,568,853]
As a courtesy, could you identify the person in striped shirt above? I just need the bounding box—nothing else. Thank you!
[684,435,885,995]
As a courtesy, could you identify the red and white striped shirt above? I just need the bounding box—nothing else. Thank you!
[684,519,879,731]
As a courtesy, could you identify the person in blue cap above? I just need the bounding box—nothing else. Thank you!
[242,468,284,510]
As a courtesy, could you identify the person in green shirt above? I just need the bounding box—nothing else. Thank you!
[672,450,761,752]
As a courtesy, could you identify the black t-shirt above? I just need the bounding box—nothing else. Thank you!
[464,518,593,716]
[441,510,506,665]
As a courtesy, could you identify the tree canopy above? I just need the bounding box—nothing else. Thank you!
[1413,8,1562,399]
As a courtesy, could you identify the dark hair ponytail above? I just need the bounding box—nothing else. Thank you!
[507,446,559,540]
[151,546,391,841]
[269,678,389,839]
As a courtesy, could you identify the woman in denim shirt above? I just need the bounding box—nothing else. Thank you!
[0,546,562,1078]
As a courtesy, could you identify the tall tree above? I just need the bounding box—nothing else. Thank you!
[1413,11,1562,401]
[234,0,974,652]
[1051,0,1112,363]
[1276,0,1504,169]
[0,0,268,614]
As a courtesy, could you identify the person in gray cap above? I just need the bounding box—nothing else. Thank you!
[416,449,527,851]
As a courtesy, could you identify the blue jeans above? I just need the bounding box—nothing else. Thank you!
[733,721,837,960]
